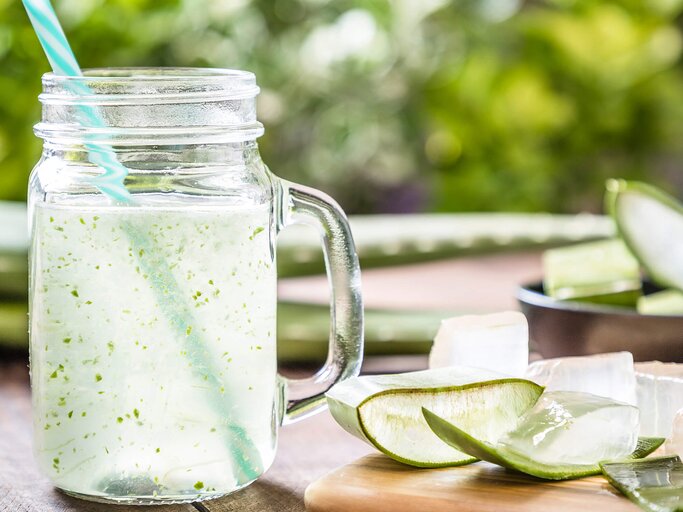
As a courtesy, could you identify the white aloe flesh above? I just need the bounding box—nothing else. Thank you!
[542,239,641,304]
[524,352,637,406]
[429,311,528,377]
[326,367,544,467]
[635,362,683,438]
[607,179,683,291]
[499,391,639,465]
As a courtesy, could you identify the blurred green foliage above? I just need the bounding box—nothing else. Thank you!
[1,0,683,213]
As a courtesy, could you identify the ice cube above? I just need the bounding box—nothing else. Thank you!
[524,352,637,405]
[429,311,528,377]
[500,391,639,465]
[635,361,683,438]
[664,408,683,455]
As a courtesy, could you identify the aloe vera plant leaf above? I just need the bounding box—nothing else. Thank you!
[277,213,614,276]
[423,407,664,480]
[0,301,28,348]
[600,455,683,512]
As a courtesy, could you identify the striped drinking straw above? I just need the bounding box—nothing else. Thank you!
[22,0,130,202]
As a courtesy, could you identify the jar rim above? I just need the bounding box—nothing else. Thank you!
[43,67,257,83]
[41,67,260,103]
[36,67,264,145]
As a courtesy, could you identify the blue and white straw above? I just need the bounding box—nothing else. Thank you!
[22,0,130,202]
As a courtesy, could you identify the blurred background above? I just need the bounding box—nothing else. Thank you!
[2,0,683,214]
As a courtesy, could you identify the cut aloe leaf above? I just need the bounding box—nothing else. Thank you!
[423,390,664,480]
[607,180,683,292]
[637,289,683,316]
[601,456,683,512]
[542,239,641,306]
[326,367,544,468]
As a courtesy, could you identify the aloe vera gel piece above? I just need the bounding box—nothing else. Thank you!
[429,311,528,377]
[423,390,664,480]
[601,456,683,512]
[499,391,639,465]
[326,367,544,468]
[542,239,642,305]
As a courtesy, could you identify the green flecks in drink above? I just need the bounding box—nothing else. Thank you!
[117,417,123,424]
[155,447,160,453]
[186,326,193,336]
[249,226,264,240]
[63,337,71,344]
[57,397,66,407]
[107,341,114,354]
[49,216,54,223]
[49,370,58,379]
[79,218,86,225]
[95,373,103,382]
[133,408,140,419]
[194,481,204,490]
[67,411,73,418]
[71,289,79,298]
[81,412,86,417]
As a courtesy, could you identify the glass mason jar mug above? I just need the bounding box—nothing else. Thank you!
[28,68,363,504]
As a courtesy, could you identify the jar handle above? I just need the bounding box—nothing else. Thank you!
[275,179,364,424]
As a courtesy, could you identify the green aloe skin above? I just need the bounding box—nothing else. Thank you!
[600,456,683,512]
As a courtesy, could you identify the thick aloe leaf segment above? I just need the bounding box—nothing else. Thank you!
[326,367,544,468]
[637,289,683,316]
[600,456,683,512]
[607,179,683,291]
[423,390,664,480]
[542,239,641,306]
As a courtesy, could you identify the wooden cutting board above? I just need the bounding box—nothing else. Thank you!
[304,454,639,512]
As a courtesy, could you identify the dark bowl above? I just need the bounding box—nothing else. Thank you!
[517,282,683,362]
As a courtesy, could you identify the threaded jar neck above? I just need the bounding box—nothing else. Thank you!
[35,68,264,146]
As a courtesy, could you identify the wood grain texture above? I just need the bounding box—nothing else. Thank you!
[304,454,640,512]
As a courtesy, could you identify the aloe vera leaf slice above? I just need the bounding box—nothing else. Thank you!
[423,407,664,480]
[600,456,683,512]
[542,239,641,305]
[637,289,683,316]
[607,179,683,292]
[326,367,544,468]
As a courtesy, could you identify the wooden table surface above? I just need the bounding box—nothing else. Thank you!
[0,251,542,512]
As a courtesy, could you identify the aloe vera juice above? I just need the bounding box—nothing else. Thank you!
[29,196,277,502]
